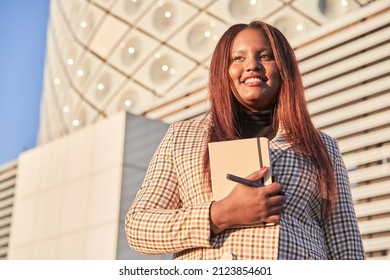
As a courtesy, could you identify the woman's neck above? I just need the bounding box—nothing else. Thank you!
[236,108,275,139]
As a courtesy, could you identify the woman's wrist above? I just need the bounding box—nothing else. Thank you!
[210,200,231,234]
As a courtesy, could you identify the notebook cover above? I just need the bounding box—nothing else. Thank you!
[208,137,272,201]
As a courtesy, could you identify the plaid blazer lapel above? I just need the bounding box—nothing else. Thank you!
[269,134,292,164]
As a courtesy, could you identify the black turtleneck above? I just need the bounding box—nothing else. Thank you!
[237,109,275,140]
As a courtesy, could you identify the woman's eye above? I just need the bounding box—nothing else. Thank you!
[233,56,244,61]
[259,54,272,60]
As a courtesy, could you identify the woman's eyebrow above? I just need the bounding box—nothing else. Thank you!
[232,46,272,52]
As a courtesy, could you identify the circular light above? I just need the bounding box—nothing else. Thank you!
[318,0,351,18]
[80,21,87,28]
[150,55,175,84]
[77,69,84,77]
[53,78,61,85]
[66,47,79,68]
[97,83,105,91]
[95,73,111,100]
[153,3,176,31]
[76,58,90,81]
[118,90,139,112]
[63,106,70,113]
[79,12,94,40]
[128,47,135,54]
[187,22,218,53]
[120,37,141,65]
[72,119,80,127]
[72,108,86,128]
[273,16,301,38]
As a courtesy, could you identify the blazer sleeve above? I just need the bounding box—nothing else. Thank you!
[125,123,213,255]
[321,137,366,259]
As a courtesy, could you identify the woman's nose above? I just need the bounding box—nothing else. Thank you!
[245,57,262,72]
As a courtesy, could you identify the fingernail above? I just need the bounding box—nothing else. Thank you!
[260,166,267,171]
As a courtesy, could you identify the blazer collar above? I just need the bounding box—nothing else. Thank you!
[269,133,293,164]
[201,113,212,131]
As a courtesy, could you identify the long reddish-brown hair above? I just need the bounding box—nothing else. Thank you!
[205,20,337,210]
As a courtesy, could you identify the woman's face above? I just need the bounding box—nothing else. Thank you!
[229,28,281,111]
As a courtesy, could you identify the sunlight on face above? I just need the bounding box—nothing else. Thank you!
[229,29,281,111]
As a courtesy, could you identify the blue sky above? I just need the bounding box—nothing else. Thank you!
[0,0,50,165]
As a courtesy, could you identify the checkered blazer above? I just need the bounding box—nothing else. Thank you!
[125,115,365,260]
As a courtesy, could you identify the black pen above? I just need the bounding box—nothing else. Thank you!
[226,173,290,196]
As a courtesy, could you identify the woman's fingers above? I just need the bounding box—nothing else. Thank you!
[245,166,268,182]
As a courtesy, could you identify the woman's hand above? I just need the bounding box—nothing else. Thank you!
[210,167,284,234]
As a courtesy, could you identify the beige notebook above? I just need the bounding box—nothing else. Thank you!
[208,137,272,201]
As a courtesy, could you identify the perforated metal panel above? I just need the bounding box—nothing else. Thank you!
[38,0,382,142]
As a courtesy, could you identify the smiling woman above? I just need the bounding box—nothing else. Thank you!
[125,19,365,260]
[0,0,50,165]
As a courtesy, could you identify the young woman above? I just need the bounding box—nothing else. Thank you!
[125,20,365,260]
